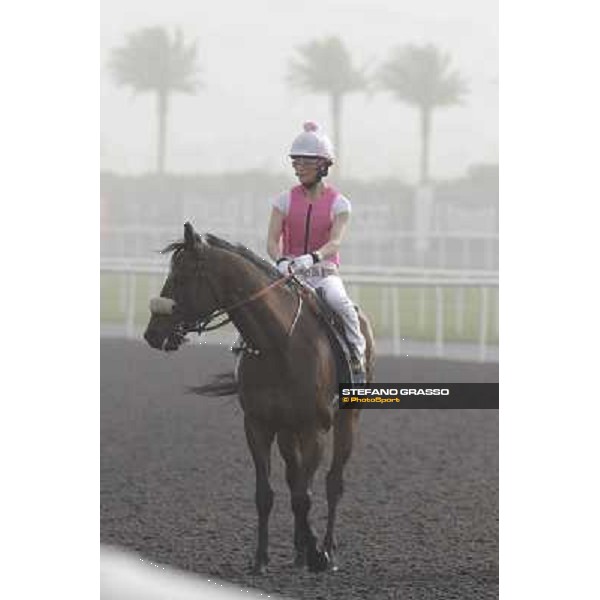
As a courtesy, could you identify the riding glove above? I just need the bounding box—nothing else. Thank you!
[276,259,291,275]
[289,253,315,272]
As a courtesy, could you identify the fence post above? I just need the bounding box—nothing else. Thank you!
[418,287,427,332]
[435,285,444,358]
[493,288,499,339]
[392,286,401,356]
[417,253,427,332]
[456,238,469,335]
[478,287,489,362]
[118,273,127,314]
[125,272,136,338]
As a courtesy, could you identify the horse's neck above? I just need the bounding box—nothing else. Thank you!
[213,250,297,349]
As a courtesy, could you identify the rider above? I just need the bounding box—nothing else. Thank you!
[266,121,367,383]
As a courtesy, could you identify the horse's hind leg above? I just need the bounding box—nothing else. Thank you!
[324,408,360,571]
[278,429,329,572]
[244,416,275,575]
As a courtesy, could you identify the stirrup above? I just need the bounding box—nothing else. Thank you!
[350,356,366,385]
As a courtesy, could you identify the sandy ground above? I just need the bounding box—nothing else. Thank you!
[101,338,498,599]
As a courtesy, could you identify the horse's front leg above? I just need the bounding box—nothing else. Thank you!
[277,431,308,567]
[244,416,275,575]
[323,408,359,571]
[281,429,329,573]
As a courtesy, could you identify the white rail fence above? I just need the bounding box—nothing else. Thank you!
[101,260,498,363]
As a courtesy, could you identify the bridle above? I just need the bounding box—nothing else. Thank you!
[160,250,304,347]
[178,273,298,335]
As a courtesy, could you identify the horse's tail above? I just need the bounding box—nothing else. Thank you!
[187,372,238,397]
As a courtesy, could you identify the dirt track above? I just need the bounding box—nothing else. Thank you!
[101,338,498,599]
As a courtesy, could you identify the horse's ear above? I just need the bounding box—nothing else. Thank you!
[184,222,196,248]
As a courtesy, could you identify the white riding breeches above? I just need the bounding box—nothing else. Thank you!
[303,273,367,359]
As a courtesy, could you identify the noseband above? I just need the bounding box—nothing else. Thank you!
[182,273,296,336]
[151,253,301,345]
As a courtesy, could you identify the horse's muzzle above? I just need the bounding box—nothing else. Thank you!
[143,327,165,350]
[149,296,176,315]
[145,297,178,350]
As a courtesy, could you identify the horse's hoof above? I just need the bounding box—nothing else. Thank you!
[323,550,339,572]
[249,557,269,576]
[307,549,329,573]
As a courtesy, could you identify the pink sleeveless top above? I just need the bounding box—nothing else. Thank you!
[282,185,340,266]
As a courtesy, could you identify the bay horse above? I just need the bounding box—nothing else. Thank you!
[143,222,375,574]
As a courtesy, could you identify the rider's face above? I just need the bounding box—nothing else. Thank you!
[291,156,320,185]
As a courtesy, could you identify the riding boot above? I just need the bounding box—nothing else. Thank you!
[350,352,366,385]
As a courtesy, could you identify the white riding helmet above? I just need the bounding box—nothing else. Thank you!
[289,121,335,163]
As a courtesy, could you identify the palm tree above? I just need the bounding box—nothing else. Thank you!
[288,37,367,171]
[109,27,201,174]
[378,44,467,183]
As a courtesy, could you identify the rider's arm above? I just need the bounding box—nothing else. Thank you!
[315,211,350,261]
[267,206,285,261]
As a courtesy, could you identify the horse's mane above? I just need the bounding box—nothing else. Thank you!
[161,233,281,282]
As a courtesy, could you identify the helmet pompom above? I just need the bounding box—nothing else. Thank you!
[303,121,319,132]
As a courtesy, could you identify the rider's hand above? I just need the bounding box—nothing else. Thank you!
[276,258,291,276]
[289,253,315,272]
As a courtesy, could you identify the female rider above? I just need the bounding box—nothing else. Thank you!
[266,121,366,383]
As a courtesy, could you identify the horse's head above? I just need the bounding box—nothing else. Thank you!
[144,222,219,352]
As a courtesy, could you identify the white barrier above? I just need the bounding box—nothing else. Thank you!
[101,260,498,363]
[101,545,282,600]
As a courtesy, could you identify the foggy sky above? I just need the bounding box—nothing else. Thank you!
[101,0,498,181]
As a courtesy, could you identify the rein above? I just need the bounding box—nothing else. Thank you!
[173,272,300,340]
